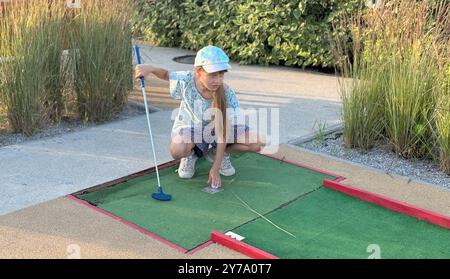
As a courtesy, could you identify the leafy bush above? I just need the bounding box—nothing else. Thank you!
[133,0,362,67]
[133,0,183,47]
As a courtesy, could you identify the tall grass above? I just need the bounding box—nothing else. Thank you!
[435,64,450,173]
[379,1,444,159]
[71,0,134,122]
[333,0,450,173]
[333,5,386,151]
[0,0,65,135]
[0,0,135,134]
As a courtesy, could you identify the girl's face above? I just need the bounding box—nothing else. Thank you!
[196,67,226,92]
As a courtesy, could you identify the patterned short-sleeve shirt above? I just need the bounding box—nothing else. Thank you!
[169,70,240,132]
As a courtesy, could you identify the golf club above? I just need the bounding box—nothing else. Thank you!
[134,44,172,201]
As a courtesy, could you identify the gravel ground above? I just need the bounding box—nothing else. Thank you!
[300,131,450,190]
[0,104,145,148]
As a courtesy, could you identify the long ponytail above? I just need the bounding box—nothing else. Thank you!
[212,84,227,143]
[194,66,228,143]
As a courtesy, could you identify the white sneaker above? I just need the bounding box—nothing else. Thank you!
[178,150,198,178]
[204,148,236,176]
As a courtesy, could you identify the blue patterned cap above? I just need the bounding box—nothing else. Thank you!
[194,45,231,73]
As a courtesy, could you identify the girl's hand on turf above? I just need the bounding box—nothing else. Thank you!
[208,168,221,188]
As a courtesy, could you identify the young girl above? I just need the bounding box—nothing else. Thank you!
[135,45,265,188]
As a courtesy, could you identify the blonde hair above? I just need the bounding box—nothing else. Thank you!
[195,67,228,143]
[213,84,227,143]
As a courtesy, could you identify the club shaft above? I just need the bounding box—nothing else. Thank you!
[140,86,162,189]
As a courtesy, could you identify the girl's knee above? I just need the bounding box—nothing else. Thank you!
[253,134,267,152]
[250,141,264,152]
[238,131,258,145]
[169,142,193,159]
[251,134,265,152]
[240,132,265,152]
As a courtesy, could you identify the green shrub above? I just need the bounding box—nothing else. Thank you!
[133,0,183,46]
[133,0,362,67]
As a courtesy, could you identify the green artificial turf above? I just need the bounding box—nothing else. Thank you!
[233,187,450,259]
[77,153,334,250]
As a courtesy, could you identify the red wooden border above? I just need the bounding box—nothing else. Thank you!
[186,241,214,255]
[66,194,188,253]
[210,231,279,259]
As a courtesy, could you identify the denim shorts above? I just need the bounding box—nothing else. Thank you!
[178,124,250,157]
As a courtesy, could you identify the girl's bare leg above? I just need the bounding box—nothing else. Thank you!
[169,134,195,159]
[225,131,265,153]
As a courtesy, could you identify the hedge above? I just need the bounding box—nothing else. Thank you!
[133,0,364,67]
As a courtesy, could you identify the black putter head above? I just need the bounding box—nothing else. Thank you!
[151,187,172,201]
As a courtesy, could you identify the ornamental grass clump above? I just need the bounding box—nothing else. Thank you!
[0,0,65,135]
[333,0,450,171]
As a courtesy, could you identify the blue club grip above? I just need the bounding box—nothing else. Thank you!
[134,45,145,88]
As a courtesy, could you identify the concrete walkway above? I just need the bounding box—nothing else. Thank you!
[0,45,342,216]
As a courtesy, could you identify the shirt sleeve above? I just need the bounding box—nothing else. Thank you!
[168,71,190,100]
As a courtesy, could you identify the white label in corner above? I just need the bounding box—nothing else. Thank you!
[225,231,245,241]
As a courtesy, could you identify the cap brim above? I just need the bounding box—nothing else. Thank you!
[202,63,231,73]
